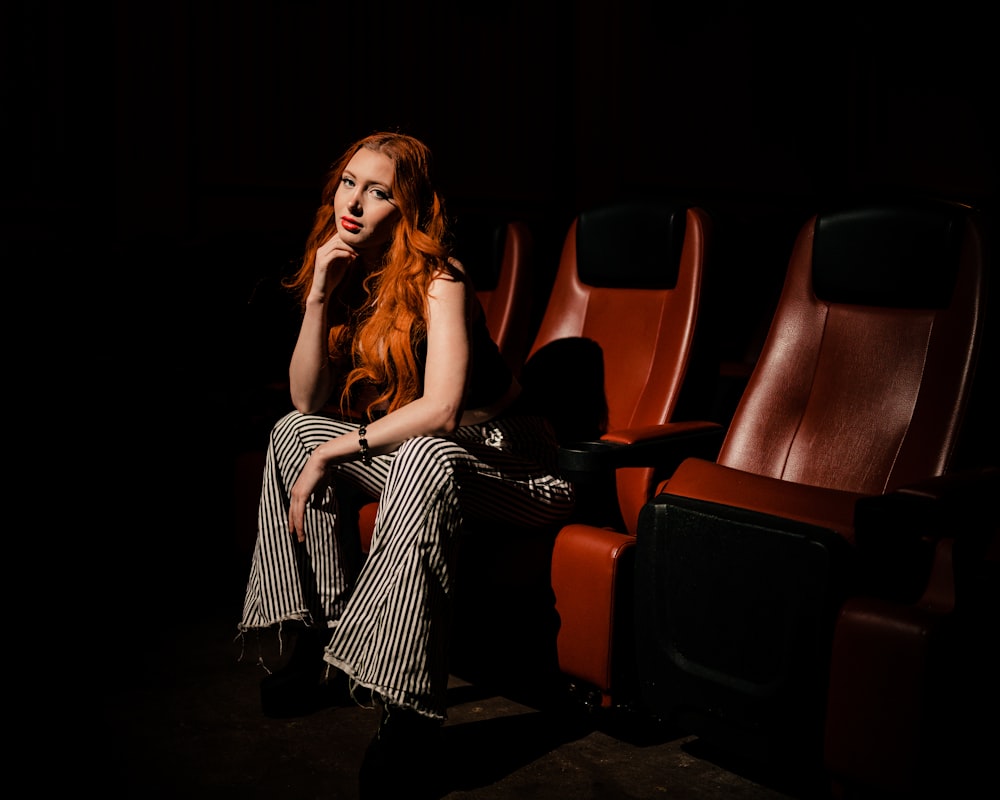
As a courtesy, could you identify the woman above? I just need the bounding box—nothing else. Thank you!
[237,131,575,793]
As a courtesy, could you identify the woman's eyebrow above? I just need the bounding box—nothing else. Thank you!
[344,169,391,190]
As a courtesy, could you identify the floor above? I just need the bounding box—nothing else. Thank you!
[94,545,838,800]
[102,634,814,800]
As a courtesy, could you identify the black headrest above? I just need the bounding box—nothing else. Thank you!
[812,201,967,308]
[576,203,689,289]
[451,214,509,292]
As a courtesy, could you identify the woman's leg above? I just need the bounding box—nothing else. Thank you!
[239,410,384,636]
[323,435,463,719]
[324,416,575,720]
[238,410,393,716]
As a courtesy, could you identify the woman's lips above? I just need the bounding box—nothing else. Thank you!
[341,217,361,233]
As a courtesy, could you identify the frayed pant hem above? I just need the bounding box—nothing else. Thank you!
[322,653,446,722]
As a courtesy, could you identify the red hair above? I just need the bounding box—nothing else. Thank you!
[284,132,460,418]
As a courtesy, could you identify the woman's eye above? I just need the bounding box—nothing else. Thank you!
[341,177,355,188]
[371,188,390,201]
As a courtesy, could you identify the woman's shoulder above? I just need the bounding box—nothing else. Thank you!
[429,256,468,285]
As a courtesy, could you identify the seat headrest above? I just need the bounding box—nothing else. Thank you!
[576,203,689,289]
[812,202,967,309]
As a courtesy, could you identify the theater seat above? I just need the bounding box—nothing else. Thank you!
[526,202,721,708]
[631,198,995,794]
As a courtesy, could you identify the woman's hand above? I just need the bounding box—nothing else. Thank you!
[310,234,359,301]
[288,448,331,542]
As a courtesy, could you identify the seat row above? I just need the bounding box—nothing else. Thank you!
[434,196,996,799]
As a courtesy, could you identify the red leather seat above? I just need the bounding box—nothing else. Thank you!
[529,202,719,708]
[631,198,995,794]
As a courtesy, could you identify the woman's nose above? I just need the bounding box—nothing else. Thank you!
[347,189,363,214]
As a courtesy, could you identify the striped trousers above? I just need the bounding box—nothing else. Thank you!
[239,409,575,719]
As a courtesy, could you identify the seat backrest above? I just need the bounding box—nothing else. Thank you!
[452,212,535,375]
[522,202,712,532]
[718,199,989,495]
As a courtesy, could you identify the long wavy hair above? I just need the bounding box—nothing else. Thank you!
[284,132,460,418]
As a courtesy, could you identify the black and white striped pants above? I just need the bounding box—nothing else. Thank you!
[239,409,575,718]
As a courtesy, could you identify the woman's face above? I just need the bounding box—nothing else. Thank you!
[334,147,402,253]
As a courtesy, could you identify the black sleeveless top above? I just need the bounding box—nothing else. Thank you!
[336,261,513,416]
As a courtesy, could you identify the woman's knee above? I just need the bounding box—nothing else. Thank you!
[270,410,305,436]
[394,436,463,475]
[270,411,347,452]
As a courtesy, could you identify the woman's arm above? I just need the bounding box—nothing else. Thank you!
[289,235,358,413]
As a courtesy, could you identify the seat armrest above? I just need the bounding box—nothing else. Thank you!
[558,420,724,483]
[854,466,1000,601]
[856,466,999,544]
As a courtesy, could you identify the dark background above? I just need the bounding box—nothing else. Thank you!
[11,2,996,250]
[6,1,996,620]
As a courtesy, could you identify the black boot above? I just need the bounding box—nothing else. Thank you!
[259,627,351,718]
[358,702,443,799]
